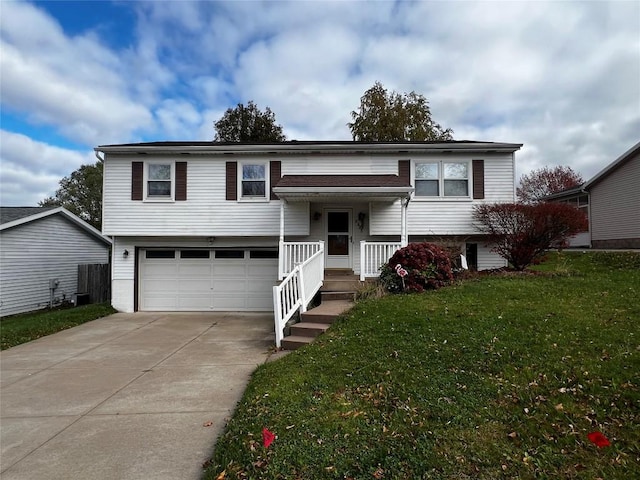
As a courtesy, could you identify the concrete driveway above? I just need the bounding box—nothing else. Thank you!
[0,312,278,480]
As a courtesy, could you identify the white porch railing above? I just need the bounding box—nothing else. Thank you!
[279,241,325,280]
[360,241,402,281]
[273,242,325,348]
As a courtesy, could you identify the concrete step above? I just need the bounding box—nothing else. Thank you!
[324,268,356,277]
[321,278,362,291]
[321,291,356,301]
[290,322,331,338]
[300,300,354,324]
[281,335,314,350]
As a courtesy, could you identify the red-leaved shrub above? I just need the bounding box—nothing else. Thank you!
[473,202,588,270]
[379,242,453,293]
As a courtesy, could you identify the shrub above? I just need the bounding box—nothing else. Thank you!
[379,242,453,293]
[473,202,588,271]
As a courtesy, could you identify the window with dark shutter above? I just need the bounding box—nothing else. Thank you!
[132,161,143,200]
[472,160,485,199]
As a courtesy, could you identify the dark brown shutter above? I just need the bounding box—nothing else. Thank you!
[472,159,485,199]
[131,161,143,200]
[270,161,281,200]
[226,162,237,200]
[175,162,187,201]
[398,160,411,185]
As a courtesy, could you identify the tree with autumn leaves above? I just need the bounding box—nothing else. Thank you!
[348,82,453,142]
[517,165,583,204]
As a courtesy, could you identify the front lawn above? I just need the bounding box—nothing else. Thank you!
[0,303,117,350]
[206,252,640,479]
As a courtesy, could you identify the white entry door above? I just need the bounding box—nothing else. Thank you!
[325,209,352,268]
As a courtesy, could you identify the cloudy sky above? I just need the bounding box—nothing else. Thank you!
[1,0,638,206]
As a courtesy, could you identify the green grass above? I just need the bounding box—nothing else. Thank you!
[206,252,640,479]
[0,303,117,350]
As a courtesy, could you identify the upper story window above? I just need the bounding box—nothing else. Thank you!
[131,161,186,202]
[414,161,470,198]
[147,163,173,198]
[239,162,268,200]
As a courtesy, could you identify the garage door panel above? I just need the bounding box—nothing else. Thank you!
[142,279,178,292]
[177,263,212,276]
[212,279,246,293]
[140,249,277,312]
[143,263,178,276]
[178,279,211,292]
[177,294,212,310]
[212,265,248,277]
[142,295,178,310]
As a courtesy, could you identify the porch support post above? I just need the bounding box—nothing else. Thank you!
[278,200,285,279]
[400,197,409,247]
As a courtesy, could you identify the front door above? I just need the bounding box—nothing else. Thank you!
[325,209,352,268]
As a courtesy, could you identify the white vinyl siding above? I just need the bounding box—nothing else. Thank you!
[589,151,640,242]
[477,243,508,270]
[0,215,109,317]
[103,156,308,236]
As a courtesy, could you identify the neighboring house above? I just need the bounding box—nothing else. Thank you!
[0,207,112,317]
[97,140,522,314]
[546,141,640,249]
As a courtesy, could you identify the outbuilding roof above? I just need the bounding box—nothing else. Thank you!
[0,207,111,245]
[0,206,57,225]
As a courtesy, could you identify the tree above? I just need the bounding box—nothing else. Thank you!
[517,166,583,204]
[214,101,286,142]
[473,202,588,271]
[39,161,103,230]
[348,81,454,142]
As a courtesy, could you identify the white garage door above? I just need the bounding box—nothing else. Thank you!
[139,249,278,311]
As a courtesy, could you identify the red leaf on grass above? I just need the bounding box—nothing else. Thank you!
[587,431,611,448]
[262,427,275,448]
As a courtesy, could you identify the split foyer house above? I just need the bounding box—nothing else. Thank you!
[98,140,522,318]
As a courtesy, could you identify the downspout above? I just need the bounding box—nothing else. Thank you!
[401,196,410,247]
[278,200,285,279]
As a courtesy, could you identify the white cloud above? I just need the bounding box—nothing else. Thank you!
[0,1,154,145]
[0,130,95,206]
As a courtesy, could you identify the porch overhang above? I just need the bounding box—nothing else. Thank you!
[272,175,414,202]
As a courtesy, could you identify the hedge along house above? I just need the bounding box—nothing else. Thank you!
[97,140,522,321]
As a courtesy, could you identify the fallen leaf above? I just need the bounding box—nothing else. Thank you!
[262,427,276,448]
[555,403,564,411]
[203,421,214,427]
[215,470,226,480]
[507,431,518,439]
[587,431,611,448]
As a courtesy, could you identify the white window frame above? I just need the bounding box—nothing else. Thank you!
[144,161,175,202]
[237,161,270,202]
[413,160,471,200]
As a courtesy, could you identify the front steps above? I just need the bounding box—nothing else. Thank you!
[280,270,358,350]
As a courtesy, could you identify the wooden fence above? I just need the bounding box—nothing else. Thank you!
[77,264,111,304]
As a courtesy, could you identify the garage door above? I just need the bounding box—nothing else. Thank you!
[139,249,278,311]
